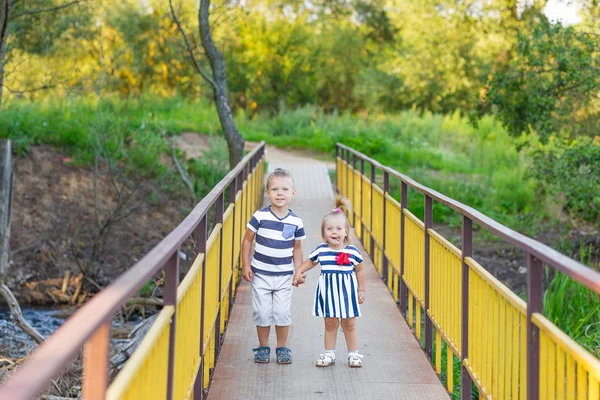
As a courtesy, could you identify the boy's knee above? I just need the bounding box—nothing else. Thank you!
[272,304,291,326]
[324,318,339,330]
[253,309,273,326]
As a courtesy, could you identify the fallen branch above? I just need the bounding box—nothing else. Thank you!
[127,297,163,308]
[110,313,159,371]
[9,238,43,257]
[61,270,71,293]
[70,275,83,305]
[0,282,45,344]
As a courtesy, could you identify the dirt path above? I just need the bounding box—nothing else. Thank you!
[174,132,336,170]
[246,141,336,170]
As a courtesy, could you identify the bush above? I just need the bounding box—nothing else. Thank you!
[531,136,600,225]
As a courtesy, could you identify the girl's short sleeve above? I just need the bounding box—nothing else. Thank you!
[309,246,322,262]
[348,246,363,265]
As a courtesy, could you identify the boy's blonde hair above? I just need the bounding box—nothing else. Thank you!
[321,196,352,245]
[266,168,295,189]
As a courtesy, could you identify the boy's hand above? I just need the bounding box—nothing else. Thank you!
[358,290,365,304]
[242,266,253,282]
[292,272,306,287]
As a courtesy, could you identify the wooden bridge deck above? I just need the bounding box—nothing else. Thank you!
[207,159,449,400]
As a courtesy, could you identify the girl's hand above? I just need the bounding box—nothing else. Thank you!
[358,289,365,304]
[292,272,306,287]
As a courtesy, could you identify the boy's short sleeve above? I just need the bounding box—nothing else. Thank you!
[247,212,260,232]
[295,218,306,240]
[309,246,321,262]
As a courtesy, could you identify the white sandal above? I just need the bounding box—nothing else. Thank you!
[347,352,363,368]
[315,352,336,367]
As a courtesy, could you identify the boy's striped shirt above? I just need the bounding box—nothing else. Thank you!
[247,206,306,275]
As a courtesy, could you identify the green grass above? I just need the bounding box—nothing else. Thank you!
[0,95,541,234]
[0,95,232,200]
[241,106,542,233]
[543,243,600,357]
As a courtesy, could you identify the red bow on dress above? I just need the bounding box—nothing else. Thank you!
[335,252,350,266]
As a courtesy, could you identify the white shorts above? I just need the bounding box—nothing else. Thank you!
[251,272,293,327]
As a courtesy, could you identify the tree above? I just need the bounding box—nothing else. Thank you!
[0,0,83,107]
[476,19,600,140]
[0,0,12,106]
[169,0,244,168]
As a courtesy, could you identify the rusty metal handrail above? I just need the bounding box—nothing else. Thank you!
[0,141,266,400]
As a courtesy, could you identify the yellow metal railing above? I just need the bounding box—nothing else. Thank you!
[384,194,401,301]
[107,307,174,400]
[353,169,362,241]
[107,156,265,399]
[465,257,528,399]
[534,314,600,400]
[0,144,266,400]
[336,143,600,400]
[174,253,204,400]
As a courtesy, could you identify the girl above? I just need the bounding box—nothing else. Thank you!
[293,197,366,368]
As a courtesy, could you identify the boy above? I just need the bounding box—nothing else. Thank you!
[241,168,305,364]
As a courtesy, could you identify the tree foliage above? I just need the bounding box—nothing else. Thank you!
[2,0,599,140]
[478,19,600,141]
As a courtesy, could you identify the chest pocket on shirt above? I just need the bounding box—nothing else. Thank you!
[282,224,296,240]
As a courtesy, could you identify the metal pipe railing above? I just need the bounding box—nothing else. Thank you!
[336,142,600,400]
[0,142,266,400]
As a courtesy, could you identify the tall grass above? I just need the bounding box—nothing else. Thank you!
[243,106,542,232]
[0,95,230,199]
[1,96,548,232]
[544,243,600,357]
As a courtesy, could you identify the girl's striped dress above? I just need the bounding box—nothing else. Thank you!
[309,243,363,318]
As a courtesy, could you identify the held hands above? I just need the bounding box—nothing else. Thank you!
[358,289,365,304]
[242,265,253,282]
[292,272,307,287]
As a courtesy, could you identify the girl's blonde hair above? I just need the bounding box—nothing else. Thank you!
[321,196,352,245]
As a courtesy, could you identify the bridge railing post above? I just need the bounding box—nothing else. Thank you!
[370,162,375,259]
[399,181,408,317]
[193,215,208,400]
[345,148,350,203]
[359,158,365,244]
[382,171,389,286]
[82,322,110,400]
[461,216,472,400]
[335,146,339,195]
[215,192,224,356]
[164,250,180,400]
[228,176,238,314]
[527,254,543,400]
[352,153,357,227]
[424,195,433,358]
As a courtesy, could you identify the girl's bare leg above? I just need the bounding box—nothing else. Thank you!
[340,318,357,350]
[324,317,339,350]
